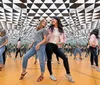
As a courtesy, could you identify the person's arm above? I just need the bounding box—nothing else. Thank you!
[0,39,8,48]
[57,33,66,48]
[38,35,47,46]
[28,41,34,49]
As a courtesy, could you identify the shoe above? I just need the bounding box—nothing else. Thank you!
[73,58,76,60]
[65,74,75,83]
[37,75,44,82]
[19,72,27,80]
[0,67,2,71]
[50,74,57,81]
[34,61,37,64]
[91,65,95,68]
[80,58,82,60]
[95,67,100,72]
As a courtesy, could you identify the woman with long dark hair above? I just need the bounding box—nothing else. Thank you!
[46,17,75,82]
[19,19,47,82]
[89,29,100,71]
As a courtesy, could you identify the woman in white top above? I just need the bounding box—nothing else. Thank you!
[89,29,100,72]
[15,38,22,59]
[46,17,74,83]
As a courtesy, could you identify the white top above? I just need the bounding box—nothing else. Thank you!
[49,28,60,44]
[17,41,21,48]
[89,34,98,47]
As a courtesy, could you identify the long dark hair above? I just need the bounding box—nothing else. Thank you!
[49,17,64,33]
[90,29,99,39]
[18,38,21,41]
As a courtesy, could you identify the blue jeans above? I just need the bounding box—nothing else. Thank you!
[22,42,46,73]
[74,48,81,57]
[35,45,47,61]
[0,46,5,64]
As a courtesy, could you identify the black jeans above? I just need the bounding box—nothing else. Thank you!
[3,46,7,65]
[15,48,22,58]
[89,46,98,66]
[46,43,70,75]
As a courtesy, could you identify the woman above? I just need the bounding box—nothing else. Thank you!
[46,17,75,82]
[74,44,82,60]
[19,19,47,82]
[15,38,22,59]
[89,29,100,71]
[0,29,8,71]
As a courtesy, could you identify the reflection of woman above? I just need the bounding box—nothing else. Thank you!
[74,44,82,60]
[89,29,100,72]
[19,19,47,82]
[0,30,8,71]
[15,39,22,59]
[46,17,74,82]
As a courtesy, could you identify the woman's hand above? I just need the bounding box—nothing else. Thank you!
[36,44,40,51]
[28,44,32,49]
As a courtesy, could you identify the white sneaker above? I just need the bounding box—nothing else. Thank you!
[50,75,57,81]
[65,74,75,83]
[91,65,96,68]
[95,67,100,72]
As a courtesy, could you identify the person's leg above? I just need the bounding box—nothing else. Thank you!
[3,51,6,65]
[37,45,45,82]
[46,43,53,75]
[0,46,5,70]
[45,52,47,62]
[89,47,94,66]
[94,48,98,66]
[54,49,70,74]
[19,49,22,58]
[74,49,77,59]
[85,49,88,57]
[34,54,38,64]
[54,47,74,82]
[19,46,36,80]
[91,47,100,71]
[15,48,19,58]
[22,47,36,71]
[78,49,82,60]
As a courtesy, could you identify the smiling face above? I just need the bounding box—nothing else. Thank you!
[51,18,58,26]
[41,19,47,28]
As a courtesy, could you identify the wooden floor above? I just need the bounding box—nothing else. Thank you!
[0,52,100,85]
